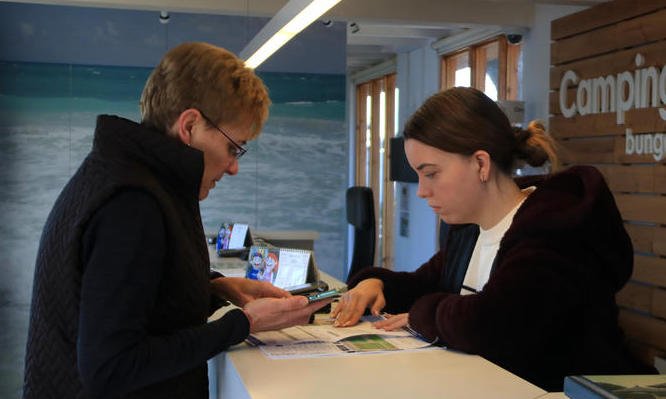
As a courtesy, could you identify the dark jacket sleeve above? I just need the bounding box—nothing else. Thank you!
[77,189,249,399]
[347,250,447,314]
[407,240,590,392]
[408,241,580,349]
[209,270,230,313]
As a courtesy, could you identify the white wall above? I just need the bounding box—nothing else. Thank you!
[388,3,588,272]
[522,3,588,124]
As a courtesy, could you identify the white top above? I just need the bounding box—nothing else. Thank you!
[462,187,535,294]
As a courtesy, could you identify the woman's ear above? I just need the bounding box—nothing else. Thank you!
[473,150,491,183]
[172,108,200,146]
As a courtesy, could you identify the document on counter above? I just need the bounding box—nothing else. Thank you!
[247,317,434,359]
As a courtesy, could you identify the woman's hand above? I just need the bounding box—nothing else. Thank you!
[373,313,408,331]
[211,277,289,307]
[330,278,385,327]
[243,296,332,333]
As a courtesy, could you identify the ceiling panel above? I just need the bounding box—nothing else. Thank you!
[0,0,607,74]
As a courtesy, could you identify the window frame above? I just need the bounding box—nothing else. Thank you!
[440,35,521,100]
[353,73,396,269]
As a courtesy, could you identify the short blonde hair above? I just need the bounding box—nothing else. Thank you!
[140,42,270,139]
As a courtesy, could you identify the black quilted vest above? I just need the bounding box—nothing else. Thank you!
[24,115,212,399]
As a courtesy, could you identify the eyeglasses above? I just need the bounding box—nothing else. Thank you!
[198,111,248,159]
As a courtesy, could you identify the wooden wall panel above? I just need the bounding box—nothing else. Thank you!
[597,165,655,193]
[617,282,652,313]
[549,88,576,116]
[606,113,662,137]
[552,8,666,65]
[655,166,666,192]
[550,114,622,139]
[619,8,666,50]
[551,0,666,40]
[624,223,666,256]
[613,136,666,164]
[550,40,666,91]
[632,255,666,287]
[550,114,618,139]
[551,1,666,368]
[618,283,666,319]
[625,222,666,256]
[653,288,666,319]
[654,225,666,255]
[619,310,666,351]
[552,24,620,65]
[506,43,520,100]
[551,110,666,139]
[615,194,666,225]
[548,90,559,116]
[624,224,658,253]
[555,135,666,165]
[558,136,615,164]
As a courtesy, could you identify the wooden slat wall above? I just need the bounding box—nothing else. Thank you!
[550,0,666,368]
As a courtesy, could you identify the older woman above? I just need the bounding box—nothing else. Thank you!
[24,42,328,399]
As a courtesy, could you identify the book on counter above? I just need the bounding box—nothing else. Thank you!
[563,374,666,399]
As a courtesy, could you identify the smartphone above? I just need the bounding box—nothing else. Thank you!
[306,288,345,304]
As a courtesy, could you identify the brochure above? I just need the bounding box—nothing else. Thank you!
[247,316,434,359]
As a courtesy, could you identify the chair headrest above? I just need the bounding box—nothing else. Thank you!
[346,186,375,229]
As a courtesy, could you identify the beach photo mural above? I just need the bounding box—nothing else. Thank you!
[0,3,347,397]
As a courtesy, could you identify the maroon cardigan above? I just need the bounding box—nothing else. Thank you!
[349,166,652,391]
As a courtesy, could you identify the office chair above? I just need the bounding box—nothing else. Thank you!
[345,186,376,283]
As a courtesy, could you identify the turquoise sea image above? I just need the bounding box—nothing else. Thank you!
[0,61,347,397]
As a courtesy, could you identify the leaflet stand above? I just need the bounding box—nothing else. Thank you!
[216,223,253,258]
[244,245,326,294]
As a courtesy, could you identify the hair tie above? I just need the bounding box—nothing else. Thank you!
[513,126,531,143]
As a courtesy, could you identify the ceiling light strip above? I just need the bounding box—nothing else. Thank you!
[241,0,341,69]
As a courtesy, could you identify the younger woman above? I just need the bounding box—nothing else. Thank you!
[332,87,652,391]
